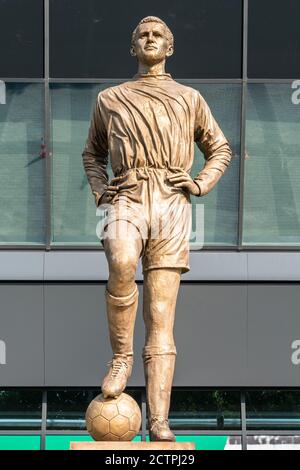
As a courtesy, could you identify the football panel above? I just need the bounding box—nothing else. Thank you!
[85,398,104,420]
[91,415,110,440]
[120,430,136,441]
[110,415,130,436]
[117,397,137,418]
[129,412,141,432]
[103,432,120,441]
[101,403,119,420]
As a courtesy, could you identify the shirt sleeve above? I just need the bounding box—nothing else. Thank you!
[193,91,232,196]
[82,93,109,205]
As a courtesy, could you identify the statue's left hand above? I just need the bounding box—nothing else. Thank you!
[167,170,200,196]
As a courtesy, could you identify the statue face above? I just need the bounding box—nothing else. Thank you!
[131,22,173,65]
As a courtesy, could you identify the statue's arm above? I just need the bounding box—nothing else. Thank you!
[193,92,232,196]
[82,95,109,207]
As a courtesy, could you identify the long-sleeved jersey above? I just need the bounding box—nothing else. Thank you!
[82,73,232,206]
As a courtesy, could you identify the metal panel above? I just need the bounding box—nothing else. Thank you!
[44,251,142,280]
[1,282,300,387]
[0,252,44,280]
[186,252,248,280]
[44,284,145,386]
[44,251,247,281]
[44,283,247,387]
[0,284,44,386]
[174,284,247,386]
[248,253,300,281]
[2,251,300,281]
[247,284,300,386]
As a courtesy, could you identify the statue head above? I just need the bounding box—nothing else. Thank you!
[130,16,174,66]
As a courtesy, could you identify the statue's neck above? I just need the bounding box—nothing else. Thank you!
[137,61,166,76]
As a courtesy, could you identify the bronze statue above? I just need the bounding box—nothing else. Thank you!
[82,16,232,441]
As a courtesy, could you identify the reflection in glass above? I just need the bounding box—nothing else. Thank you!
[190,84,241,246]
[47,389,141,430]
[0,84,45,244]
[0,390,42,430]
[246,390,300,430]
[51,83,114,245]
[243,84,300,245]
[166,390,241,430]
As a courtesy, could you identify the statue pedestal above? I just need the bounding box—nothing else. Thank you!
[70,441,195,450]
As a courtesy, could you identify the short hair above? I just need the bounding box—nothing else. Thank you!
[131,16,174,47]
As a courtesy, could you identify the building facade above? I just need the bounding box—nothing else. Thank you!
[0,0,300,450]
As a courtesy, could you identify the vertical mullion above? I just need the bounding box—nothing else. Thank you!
[41,390,48,450]
[237,0,248,249]
[141,389,147,441]
[241,391,247,450]
[44,0,51,250]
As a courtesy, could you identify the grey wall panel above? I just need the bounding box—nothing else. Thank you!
[174,284,247,386]
[0,251,43,280]
[44,252,108,281]
[2,251,300,281]
[44,251,248,281]
[248,253,300,281]
[0,284,44,386]
[186,252,248,280]
[44,284,145,387]
[44,251,144,281]
[44,283,248,387]
[247,284,300,387]
[1,282,300,387]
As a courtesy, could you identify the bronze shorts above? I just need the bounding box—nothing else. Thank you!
[99,167,192,275]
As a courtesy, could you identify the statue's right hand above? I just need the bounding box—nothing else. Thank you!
[97,185,119,206]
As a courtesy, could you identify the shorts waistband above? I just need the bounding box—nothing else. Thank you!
[115,166,186,179]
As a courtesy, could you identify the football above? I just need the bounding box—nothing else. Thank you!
[85,393,141,441]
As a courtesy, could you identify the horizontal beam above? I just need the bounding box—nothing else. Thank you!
[0,251,300,281]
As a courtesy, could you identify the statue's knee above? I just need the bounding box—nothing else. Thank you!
[110,253,136,275]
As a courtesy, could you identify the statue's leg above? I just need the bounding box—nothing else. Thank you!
[142,267,181,441]
[101,219,143,398]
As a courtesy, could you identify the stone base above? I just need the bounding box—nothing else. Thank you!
[70,441,195,451]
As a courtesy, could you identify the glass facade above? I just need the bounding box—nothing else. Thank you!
[50,83,114,244]
[0,0,44,78]
[243,84,300,245]
[169,390,241,430]
[0,0,298,249]
[248,0,300,79]
[190,84,241,246]
[1,389,300,450]
[49,0,242,79]
[0,84,45,245]
[246,390,300,431]
[0,390,42,430]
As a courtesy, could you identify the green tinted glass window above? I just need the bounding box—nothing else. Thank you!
[168,390,241,430]
[0,390,42,430]
[0,84,45,244]
[246,390,300,430]
[243,84,300,245]
[189,84,241,246]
